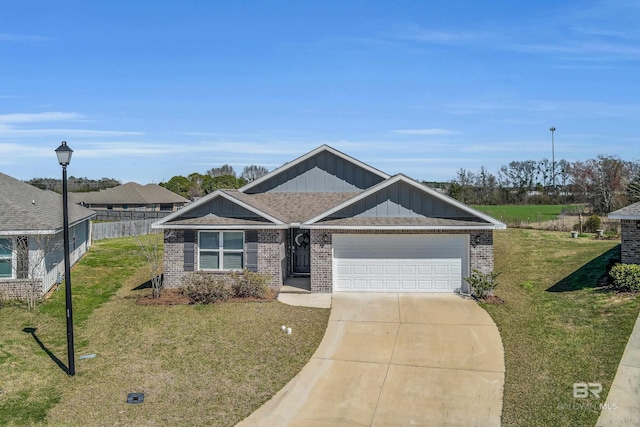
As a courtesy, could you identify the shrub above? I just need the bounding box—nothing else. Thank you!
[180,272,233,304]
[610,264,640,292]
[581,215,602,233]
[230,271,270,299]
[465,269,500,299]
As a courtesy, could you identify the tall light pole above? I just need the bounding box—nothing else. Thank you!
[549,127,556,190]
[55,141,75,376]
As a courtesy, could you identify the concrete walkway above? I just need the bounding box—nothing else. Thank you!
[597,311,640,426]
[239,293,505,426]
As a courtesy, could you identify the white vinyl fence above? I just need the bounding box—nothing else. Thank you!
[91,219,160,241]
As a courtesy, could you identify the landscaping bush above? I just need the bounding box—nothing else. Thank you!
[230,271,270,298]
[610,264,640,292]
[180,272,233,304]
[582,215,602,233]
[465,269,500,299]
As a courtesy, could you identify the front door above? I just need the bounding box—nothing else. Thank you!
[292,229,311,275]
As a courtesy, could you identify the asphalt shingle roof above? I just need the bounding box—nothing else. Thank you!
[609,201,640,218]
[70,182,189,205]
[225,191,361,223]
[0,172,96,232]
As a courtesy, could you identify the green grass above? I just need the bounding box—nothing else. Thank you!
[0,236,329,426]
[484,229,639,426]
[473,204,582,225]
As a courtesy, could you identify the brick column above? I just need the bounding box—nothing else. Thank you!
[310,230,333,293]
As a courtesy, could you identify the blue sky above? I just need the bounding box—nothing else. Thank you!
[1,1,639,184]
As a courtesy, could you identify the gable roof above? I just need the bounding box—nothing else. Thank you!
[153,190,286,229]
[304,174,507,230]
[0,172,96,234]
[70,182,189,205]
[152,146,506,231]
[239,144,390,194]
[609,202,640,219]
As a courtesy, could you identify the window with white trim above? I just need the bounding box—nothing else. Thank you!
[0,238,13,279]
[198,231,244,270]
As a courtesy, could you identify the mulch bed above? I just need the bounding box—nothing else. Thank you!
[479,295,505,304]
[136,288,278,306]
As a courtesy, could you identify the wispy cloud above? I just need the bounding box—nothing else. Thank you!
[0,111,144,139]
[0,33,54,43]
[393,128,460,136]
[392,26,490,45]
[0,112,83,123]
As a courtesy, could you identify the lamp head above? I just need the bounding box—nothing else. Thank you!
[55,141,73,166]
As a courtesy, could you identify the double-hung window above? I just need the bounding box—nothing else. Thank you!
[0,238,13,279]
[198,231,244,270]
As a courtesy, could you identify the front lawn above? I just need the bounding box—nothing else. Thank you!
[486,229,639,426]
[0,236,329,426]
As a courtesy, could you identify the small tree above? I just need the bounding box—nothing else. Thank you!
[136,232,170,298]
[240,165,269,182]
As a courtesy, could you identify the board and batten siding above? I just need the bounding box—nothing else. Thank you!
[328,181,479,220]
[246,151,385,193]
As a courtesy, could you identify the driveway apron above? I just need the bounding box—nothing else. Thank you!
[238,293,505,426]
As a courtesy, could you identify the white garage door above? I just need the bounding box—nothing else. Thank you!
[333,234,468,293]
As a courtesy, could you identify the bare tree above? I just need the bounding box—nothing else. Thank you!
[240,165,269,182]
[136,231,173,298]
[569,155,634,214]
[207,164,236,178]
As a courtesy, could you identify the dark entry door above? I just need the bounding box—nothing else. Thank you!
[292,229,311,274]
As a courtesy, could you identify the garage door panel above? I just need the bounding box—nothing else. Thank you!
[386,280,400,289]
[353,265,367,275]
[333,235,467,293]
[385,265,399,275]
[418,280,433,290]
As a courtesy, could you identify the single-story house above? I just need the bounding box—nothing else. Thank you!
[70,182,189,212]
[153,145,506,293]
[0,172,96,299]
[608,202,640,264]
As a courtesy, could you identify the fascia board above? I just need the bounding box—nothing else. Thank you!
[153,224,288,230]
[608,214,640,220]
[304,224,500,230]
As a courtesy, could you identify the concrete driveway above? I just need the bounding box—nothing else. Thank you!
[239,293,505,426]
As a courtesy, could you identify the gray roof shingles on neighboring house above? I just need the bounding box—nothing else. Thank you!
[0,172,96,233]
[70,182,189,206]
[609,201,640,219]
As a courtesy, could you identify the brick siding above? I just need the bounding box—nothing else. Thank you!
[621,220,640,264]
[257,230,285,289]
[164,227,496,294]
[0,279,42,300]
[163,229,284,290]
[163,230,186,288]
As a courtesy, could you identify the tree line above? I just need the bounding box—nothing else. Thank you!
[444,155,640,214]
[160,164,269,199]
[27,177,121,193]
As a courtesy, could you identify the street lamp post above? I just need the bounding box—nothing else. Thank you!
[55,141,75,376]
[549,127,556,190]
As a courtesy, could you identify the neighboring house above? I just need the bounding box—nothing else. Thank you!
[70,182,189,212]
[608,202,640,264]
[153,145,506,293]
[0,172,96,298]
